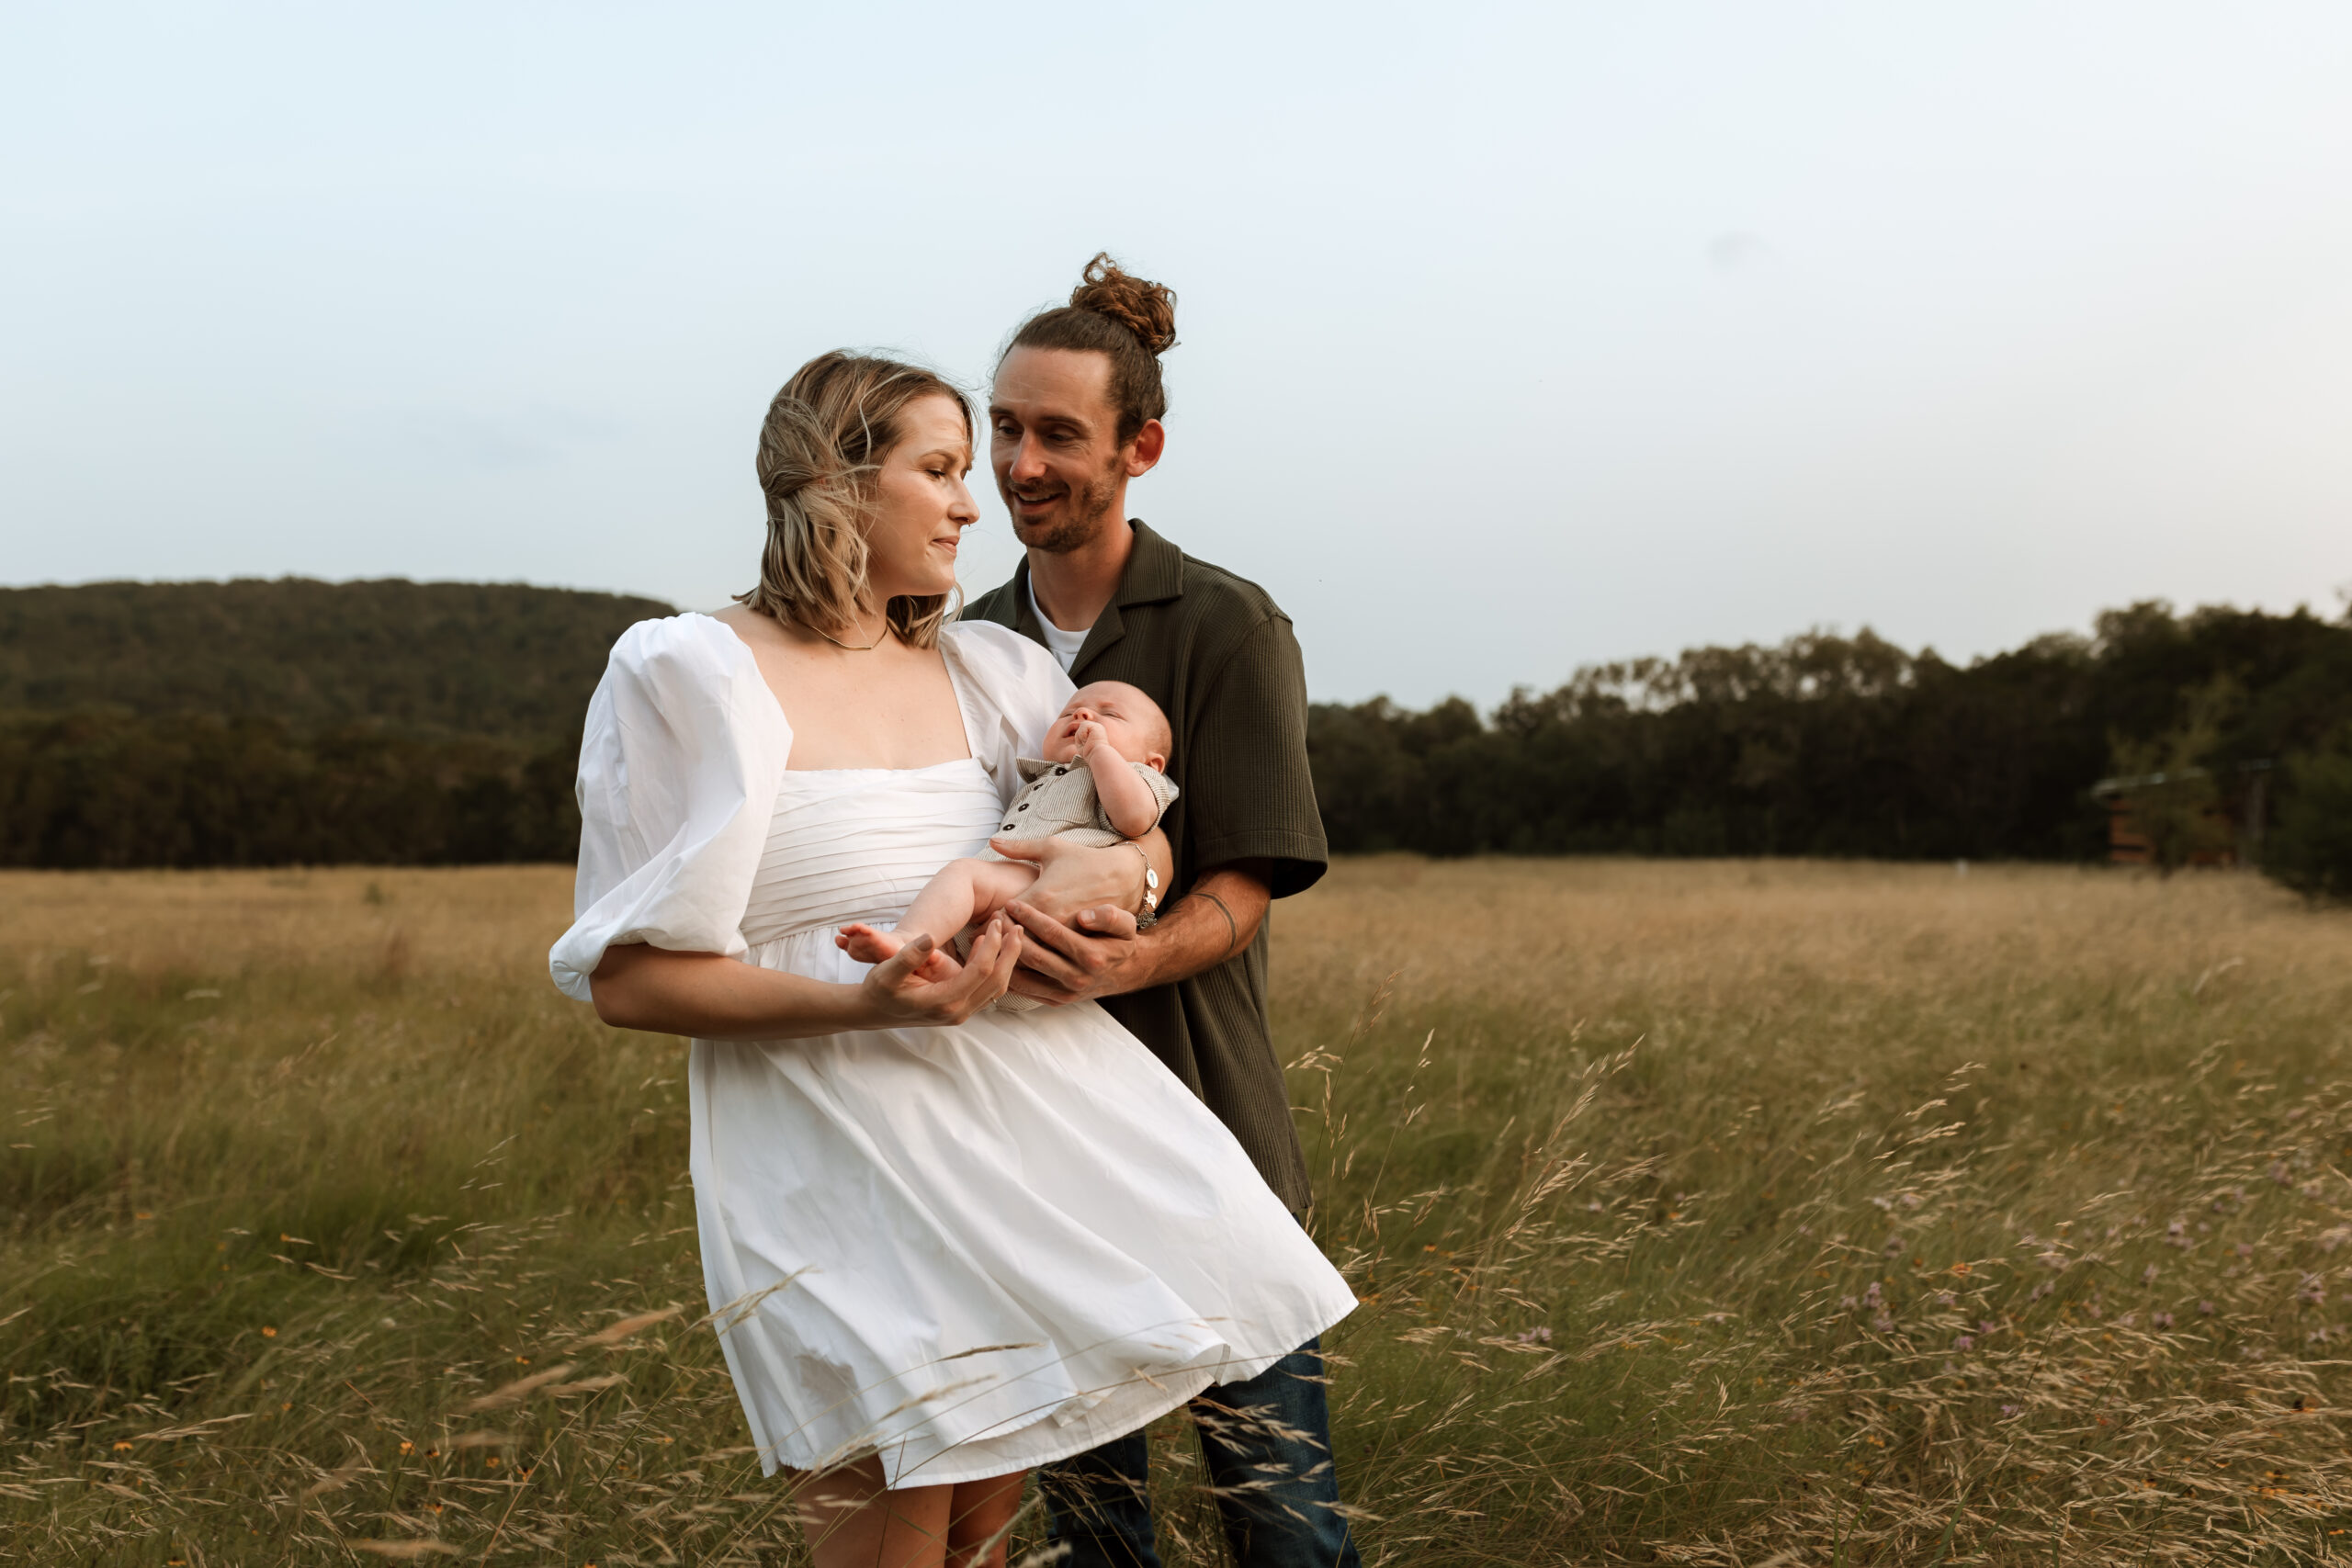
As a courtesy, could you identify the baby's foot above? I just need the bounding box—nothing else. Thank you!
[836,923,903,964]
[837,924,960,983]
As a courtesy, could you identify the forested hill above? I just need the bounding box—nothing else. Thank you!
[0,579,675,746]
[0,580,675,868]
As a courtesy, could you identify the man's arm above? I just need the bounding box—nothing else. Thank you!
[1003,858,1272,1005]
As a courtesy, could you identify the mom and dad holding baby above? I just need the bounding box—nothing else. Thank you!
[548,256,1363,1568]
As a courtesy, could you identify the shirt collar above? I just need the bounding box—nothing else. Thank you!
[1010,520,1182,681]
[1115,520,1185,607]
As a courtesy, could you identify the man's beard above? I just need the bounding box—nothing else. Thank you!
[1007,462,1121,555]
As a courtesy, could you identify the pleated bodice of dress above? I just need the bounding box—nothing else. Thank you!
[740,757,1001,971]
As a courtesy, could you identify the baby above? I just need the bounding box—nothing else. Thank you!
[837,680,1178,992]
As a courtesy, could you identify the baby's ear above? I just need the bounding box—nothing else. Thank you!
[1146,750,1169,772]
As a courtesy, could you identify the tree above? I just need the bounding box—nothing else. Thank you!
[2265,727,2352,901]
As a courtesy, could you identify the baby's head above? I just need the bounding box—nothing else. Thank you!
[1044,681,1171,772]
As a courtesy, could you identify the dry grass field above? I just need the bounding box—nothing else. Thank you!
[6,858,2352,1564]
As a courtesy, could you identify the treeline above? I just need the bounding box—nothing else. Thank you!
[0,710,579,868]
[0,579,670,870]
[6,581,2349,877]
[1308,602,2352,863]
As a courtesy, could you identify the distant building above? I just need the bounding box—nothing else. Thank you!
[2091,762,2272,868]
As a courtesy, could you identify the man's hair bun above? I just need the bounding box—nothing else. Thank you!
[1003,253,1180,443]
[1069,253,1178,356]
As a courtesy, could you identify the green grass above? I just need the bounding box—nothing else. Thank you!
[6,860,2352,1563]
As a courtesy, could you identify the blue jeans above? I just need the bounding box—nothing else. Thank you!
[1040,1336,1362,1568]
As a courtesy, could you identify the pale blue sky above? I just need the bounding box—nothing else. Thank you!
[6,2,2348,705]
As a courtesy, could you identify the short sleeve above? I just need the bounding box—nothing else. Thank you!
[1183,613,1329,897]
[548,615,792,1002]
[1124,762,1181,832]
[940,621,1074,805]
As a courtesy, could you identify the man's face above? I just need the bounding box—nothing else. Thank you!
[989,347,1134,555]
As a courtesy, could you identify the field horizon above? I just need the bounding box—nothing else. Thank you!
[6,857,2352,1563]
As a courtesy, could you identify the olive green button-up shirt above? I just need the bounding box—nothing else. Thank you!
[963,521,1328,1211]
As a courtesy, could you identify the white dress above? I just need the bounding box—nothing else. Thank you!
[549,614,1355,1487]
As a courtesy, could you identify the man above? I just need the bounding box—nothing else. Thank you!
[964,254,1360,1568]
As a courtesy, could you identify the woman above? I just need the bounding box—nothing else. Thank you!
[548,352,1355,1568]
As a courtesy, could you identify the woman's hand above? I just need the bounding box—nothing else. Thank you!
[588,923,1023,1040]
[856,916,1025,1027]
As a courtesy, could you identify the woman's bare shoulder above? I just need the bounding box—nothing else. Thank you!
[709,603,775,639]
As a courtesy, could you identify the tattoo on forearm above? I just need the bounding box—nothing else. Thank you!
[1194,890,1240,958]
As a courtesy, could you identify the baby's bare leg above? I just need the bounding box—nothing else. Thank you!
[900,858,1039,947]
[839,859,1041,967]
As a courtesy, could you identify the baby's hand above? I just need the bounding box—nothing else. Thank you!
[1073,719,1108,758]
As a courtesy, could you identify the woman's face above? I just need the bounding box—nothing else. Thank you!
[862,394,979,603]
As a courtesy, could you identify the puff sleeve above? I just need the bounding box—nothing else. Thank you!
[939,621,1074,806]
[548,615,793,1002]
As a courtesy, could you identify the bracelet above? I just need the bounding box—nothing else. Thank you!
[1195,888,1240,956]
[1127,840,1160,929]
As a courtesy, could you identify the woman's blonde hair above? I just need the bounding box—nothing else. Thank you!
[735,351,972,649]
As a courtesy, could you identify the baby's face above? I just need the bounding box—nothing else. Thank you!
[1043,682,1170,771]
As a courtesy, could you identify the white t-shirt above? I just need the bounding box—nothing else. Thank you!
[1026,577,1091,674]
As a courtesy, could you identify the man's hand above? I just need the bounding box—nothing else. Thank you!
[991,829,1170,926]
[1001,897,1152,1006]
[998,855,1277,1010]
[989,833,1163,1006]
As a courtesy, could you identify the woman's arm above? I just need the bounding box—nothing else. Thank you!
[589,916,1025,1039]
